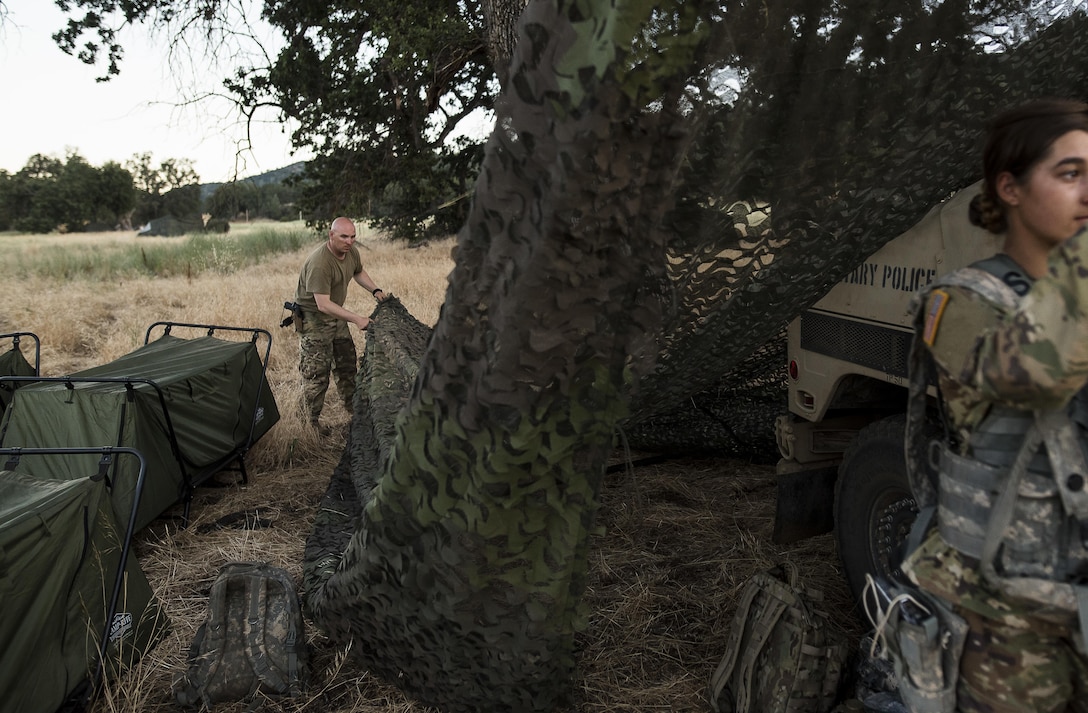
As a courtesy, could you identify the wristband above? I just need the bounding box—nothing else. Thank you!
[372,287,383,295]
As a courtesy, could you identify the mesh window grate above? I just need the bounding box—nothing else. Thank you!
[800,311,912,378]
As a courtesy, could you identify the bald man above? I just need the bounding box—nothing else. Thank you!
[293,216,387,430]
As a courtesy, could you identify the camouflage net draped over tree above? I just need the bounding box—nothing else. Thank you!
[629,2,1088,452]
[305,1,1088,711]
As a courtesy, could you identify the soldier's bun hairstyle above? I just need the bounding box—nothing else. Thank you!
[970,97,1088,234]
[968,190,1006,234]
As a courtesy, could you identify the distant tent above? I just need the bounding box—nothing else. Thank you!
[137,215,204,237]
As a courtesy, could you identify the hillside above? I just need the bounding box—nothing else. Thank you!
[200,161,307,201]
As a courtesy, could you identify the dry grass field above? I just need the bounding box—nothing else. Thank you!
[0,223,864,713]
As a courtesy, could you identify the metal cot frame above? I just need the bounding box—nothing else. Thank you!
[0,322,274,525]
[0,445,147,713]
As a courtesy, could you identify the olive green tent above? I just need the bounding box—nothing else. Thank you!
[0,449,168,713]
[0,324,280,531]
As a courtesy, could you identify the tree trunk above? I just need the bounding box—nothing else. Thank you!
[305,1,718,711]
[481,0,530,83]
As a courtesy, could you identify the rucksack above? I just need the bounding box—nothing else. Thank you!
[173,561,308,709]
[708,563,850,713]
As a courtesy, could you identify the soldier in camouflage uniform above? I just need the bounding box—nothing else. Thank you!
[294,217,387,429]
[902,99,1088,712]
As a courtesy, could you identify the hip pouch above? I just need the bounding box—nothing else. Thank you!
[863,576,968,713]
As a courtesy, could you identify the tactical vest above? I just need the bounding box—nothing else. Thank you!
[906,257,1088,626]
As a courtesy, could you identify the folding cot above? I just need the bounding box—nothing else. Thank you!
[0,322,280,531]
[0,446,169,713]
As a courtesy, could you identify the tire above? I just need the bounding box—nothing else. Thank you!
[834,414,921,606]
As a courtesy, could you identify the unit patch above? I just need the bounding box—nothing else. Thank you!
[922,289,950,346]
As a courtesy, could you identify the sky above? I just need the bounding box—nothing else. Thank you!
[0,2,308,183]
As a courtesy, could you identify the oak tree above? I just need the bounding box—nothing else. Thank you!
[52,0,530,240]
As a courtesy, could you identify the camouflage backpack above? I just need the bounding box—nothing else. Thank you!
[173,561,308,708]
[708,563,850,713]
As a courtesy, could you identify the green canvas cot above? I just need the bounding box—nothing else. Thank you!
[0,323,280,531]
[0,332,40,418]
[0,448,169,713]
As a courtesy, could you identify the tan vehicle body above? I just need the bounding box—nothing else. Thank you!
[778,182,1001,462]
[773,182,1003,601]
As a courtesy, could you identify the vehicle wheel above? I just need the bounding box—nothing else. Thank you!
[834,414,923,606]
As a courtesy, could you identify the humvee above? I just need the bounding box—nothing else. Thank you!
[773,181,1003,603]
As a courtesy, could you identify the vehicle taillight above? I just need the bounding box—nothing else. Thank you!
[788,359,798,380]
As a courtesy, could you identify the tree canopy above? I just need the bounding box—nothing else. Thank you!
[205,175,304,222]
[123,153,201,228]
[52,0,529,240]
[0,148,306,233]
[0,152,136,233]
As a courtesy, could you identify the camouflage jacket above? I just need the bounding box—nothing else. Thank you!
[921,231,1088,448]
[904,226,1088,623]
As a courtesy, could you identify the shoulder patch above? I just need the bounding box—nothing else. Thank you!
[922,289,950,346]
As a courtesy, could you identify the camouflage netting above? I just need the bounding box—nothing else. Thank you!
[305,2,1088,711]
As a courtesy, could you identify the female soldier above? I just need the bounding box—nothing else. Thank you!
[901,98,1088,712]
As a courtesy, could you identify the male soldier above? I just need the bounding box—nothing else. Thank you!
[294,216,387,430]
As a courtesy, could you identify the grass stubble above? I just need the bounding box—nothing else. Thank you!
[0,223,864,713]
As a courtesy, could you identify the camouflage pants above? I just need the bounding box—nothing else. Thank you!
[955,606,1088,713]
[298,314,357,425]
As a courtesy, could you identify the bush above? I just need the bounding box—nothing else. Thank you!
[205,218,230,234]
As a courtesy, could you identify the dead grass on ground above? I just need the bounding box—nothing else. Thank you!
[94,452,866,713]
[1,225,865,713]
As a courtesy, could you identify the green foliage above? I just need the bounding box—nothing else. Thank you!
[257,0,493,238]
[1,224,314,281]
[0,170,11,231]
[0,152,136,233]
[96,161,137,223]
[125,153,201,227]
[51,0,497,240]
[0,150,211,234]
[204,217,230,233]
[0,146,303,234]
[301,139,484,242]
[206,178,303,221]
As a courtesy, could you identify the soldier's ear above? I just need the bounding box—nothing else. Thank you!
[994,171,1021,207]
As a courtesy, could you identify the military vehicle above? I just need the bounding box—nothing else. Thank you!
[773,181,1004,603]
